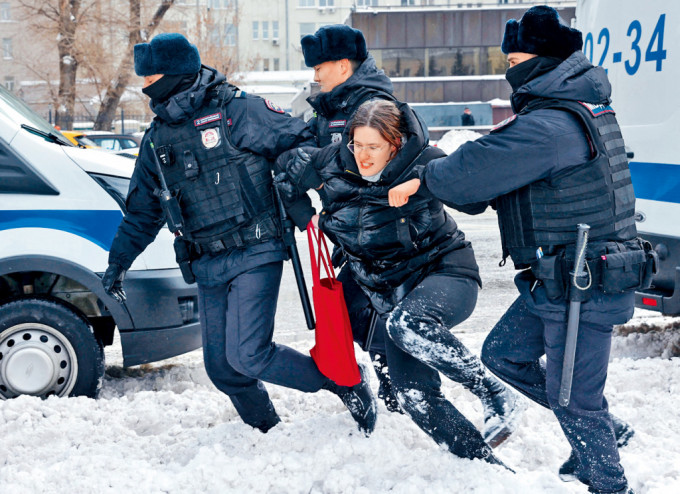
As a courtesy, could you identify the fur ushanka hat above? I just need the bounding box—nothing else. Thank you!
[134,33,201,76]
[301,24,368,67]
[501,5,583,60]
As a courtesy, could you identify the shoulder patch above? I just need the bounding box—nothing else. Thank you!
[234,90,246,98]
[490,114,517,133]
[578,101,615,117]
[264,99,285,114]
[194,112,222,127]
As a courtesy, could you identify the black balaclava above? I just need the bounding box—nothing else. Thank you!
[142,73,198,103]
[506,56,562,112]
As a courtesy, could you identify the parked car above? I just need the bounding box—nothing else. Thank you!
[60,130,100,149]
[0,84,201,400]
[87,133,142,152]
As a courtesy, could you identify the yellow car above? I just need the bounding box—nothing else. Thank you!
[60,130,100,149]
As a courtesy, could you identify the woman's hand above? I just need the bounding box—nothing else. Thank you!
[389,178,421,207]
[311,214,320,229]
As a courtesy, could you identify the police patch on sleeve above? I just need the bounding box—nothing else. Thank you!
[490,114,517,133]
[201,128,221,149]
[264,99,285,114]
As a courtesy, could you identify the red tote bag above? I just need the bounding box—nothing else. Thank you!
[307,221,361,387]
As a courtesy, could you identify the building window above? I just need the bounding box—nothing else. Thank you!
[357,0,378,6]
[319,0,334,6]
[272,21,279,40]
[300,23,316,39]
[252,21,259,40]
[225,23,236,46]
[4,76,14,91]
[263,59,270,71]
[0,3,10,21]
[299,0,314,7]
[2,38,12,59]
[273,58,280,71]
[262,21,269,40]
[209,0,231,8]
[401,0,415,5]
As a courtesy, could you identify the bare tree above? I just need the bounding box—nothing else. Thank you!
[18,0,97,129]
[93,0,175,131]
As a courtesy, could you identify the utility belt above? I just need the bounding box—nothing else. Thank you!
[191,214,280,255]
[530,237,658,301]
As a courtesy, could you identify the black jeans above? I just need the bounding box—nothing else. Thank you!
[198,260,327,428]
[344,271,495,461]
[481,270,633,492]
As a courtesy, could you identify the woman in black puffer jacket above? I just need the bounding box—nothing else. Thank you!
[280,100,522,466]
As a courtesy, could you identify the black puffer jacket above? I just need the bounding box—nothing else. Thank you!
[316,101,481,314]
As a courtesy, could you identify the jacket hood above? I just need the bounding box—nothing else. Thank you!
[150,65,226,124]
[513,51,611,106]
[308,55,394,116]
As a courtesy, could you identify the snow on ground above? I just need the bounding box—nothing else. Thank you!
[1,187,679,493]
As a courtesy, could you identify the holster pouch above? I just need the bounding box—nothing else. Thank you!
[531,254,566,300]
[601,238,650,294]
[174,236,196,285]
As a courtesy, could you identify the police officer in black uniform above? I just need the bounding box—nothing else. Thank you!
[297,24,403,413]
[101,33,376,435]
[389,7,653,494]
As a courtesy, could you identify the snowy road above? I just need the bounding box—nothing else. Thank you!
[1,209,679,494]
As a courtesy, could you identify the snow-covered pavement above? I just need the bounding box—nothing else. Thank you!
[1,209,678,494]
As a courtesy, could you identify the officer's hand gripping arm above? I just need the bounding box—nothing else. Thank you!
[101,263,127,303]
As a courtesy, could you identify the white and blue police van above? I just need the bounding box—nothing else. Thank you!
[577,0,680,315]
[0,84,201,399]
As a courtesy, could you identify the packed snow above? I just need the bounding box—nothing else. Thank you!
[1,132,678,493]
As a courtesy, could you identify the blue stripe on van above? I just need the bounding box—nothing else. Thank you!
[629,161,680,204]
[0,210,123,251]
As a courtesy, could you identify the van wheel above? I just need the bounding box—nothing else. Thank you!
[0,298,104,399]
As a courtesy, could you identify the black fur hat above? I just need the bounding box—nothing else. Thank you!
[301,24,368,67]
[501,6,583,60]
[134,33,201,76]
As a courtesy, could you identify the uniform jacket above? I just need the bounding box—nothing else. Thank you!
[314,102,481,314]
[421,51,632,264]
[307,55,394,147]
[108,66,314,271]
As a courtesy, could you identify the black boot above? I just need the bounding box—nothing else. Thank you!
[589,487,635,494]
[559,416,634,482]
[370,351,403,414]
[323,364,377,436]
[229,391,281,433]
[469,375,525,448]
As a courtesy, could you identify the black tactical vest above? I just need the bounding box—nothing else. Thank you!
[495,98,637,267]
[151,85,280,246]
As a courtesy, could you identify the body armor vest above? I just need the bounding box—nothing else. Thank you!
[151,84,280,246]
[496,99,637,267]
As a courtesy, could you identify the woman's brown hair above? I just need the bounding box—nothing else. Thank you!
[349,99,403,153]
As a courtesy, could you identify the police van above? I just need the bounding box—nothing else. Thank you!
[0,84,201,399]
[576,0,680,315]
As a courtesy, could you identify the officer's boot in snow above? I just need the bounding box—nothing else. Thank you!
[370,351,403,414]
[323,364,378,436]
[229,392,281,433]
[559,415,635,482]
[469,374,525,448]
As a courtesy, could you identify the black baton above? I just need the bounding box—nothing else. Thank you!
[273,185,315,330]
[559,223,591,407]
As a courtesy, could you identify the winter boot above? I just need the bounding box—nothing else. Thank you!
[323,364,378,436]
[559,416,634,482]
[370,351,403,414]
[229,392,281,433]
[470,375,525,448]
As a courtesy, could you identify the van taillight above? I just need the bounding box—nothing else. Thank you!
[642,297,658,307]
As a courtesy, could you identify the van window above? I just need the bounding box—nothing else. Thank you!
[0,85,61,140]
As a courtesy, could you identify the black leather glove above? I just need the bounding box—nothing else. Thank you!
[273,172,301,204]
[102,263,127,303]
[287,148,323,191]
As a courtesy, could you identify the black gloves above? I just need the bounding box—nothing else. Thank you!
[287,147,323,191]
[102,263,127,303]
[273,173,301,204]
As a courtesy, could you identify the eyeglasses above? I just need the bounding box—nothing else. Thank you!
[347,141,389,155]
